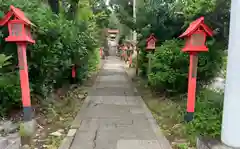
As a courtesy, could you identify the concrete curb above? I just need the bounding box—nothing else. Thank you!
[124,67,172,149]
[58,60,105,149]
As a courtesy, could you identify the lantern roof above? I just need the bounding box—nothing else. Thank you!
[146,34,157,42]
[0,5,34,26]
[179,16,213,38]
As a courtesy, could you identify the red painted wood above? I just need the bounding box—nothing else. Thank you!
[0,11,13,26]
[72,65,76,78]
[146,34,157,42]
[129,55,132,65]
[187,53,198,113]
[5,19,35,43]
[10,5,33,26]
[0,5,35,43]
[17,43,31,107]
[0,5,34,26]
[179,17,213,119]
[146,34,157,50]
[179,17,213,38]
[179,17,212,53]
[100,48,102,57]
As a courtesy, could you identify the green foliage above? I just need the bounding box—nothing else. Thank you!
[147,39,187,93]
[111,0,228,81]
[0,54,21,116]
[0,54,12,68]
[0,0,109,115]
[176,143,188,149]
[148,39,223,94]
[185,89,223,141]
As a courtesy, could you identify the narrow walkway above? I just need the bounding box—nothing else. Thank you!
[64,57,171,149]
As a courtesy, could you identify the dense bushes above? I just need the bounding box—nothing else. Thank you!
[185,89,223,142]
[148,39,223,94]
[0,0,107,115]
[0,54,21,114]
[147,39,187,93]
[112,0,227,94]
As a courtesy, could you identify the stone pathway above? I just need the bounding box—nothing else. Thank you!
[59,56,171,149]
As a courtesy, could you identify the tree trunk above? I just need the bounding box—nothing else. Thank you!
[48,0,59,14]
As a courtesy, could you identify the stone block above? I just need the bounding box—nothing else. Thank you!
[196,137,236,149]
[67,129,77,137]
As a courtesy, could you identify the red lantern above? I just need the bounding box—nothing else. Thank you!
[100,47,103,57]
[179,17,212,53]
[0,5,35,139]
[146,34,157,50]
[5,19,35,43]
[179,16,213,122]
[1,5,35,44]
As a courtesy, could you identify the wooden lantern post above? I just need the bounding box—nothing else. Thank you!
[0,5,36,146]
[128,44,133,67]
[179,17,213,122]
[100,47,103,57]
[120,44,124,60]
[123,44,128,63]
[121,44,127,61]
[146,34,157,75]
[71,64,76,83]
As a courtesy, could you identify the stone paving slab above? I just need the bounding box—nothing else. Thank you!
[70,130,96,149]
[94,81,132,88]
[88,96,128,105]
[77,104,132,119]
[117,140,162,149]
[88,87,136,96]
[96,75,127,82]
[98,71,126,76]
[59,56,172,149]
[78,116,152,131]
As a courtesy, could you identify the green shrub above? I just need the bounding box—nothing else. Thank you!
[148,39,223,94]
[0,0,102,115]
[0,54,21,115]
[0,73,21,116]
[185,89,223,141]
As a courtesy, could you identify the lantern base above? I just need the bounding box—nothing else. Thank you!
[5,36,35,44]
[182,46,208,53]
[184,112,194,122]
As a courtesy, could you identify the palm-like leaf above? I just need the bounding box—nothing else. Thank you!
[0,54,12,69]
